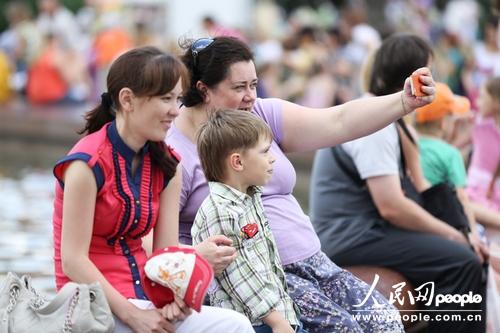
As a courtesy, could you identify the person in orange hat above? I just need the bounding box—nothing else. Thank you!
[415,81,472,190]
[415,82,470,124]
[415,82,488,263]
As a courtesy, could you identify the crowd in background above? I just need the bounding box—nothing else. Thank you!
[0,0,497,110]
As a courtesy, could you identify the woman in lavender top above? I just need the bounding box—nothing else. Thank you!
[167,37,435,332]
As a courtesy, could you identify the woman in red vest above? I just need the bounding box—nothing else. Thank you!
[52,46,253,333]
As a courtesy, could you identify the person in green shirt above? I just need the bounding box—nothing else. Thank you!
[415,82,488,261]
[419,136,467,187]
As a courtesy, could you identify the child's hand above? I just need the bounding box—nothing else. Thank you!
[195,235,237,275]
[160,296,192,322]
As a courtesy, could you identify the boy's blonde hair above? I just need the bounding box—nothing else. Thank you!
[197,109,273,182]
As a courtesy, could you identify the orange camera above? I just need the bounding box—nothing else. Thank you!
[410,73,425,97]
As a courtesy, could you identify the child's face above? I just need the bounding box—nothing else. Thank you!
[477,85,500,117]
[240,135,275,187]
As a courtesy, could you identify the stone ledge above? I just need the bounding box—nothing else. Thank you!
[0,100,87,146]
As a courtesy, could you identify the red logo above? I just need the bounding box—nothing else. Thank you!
[240,223,259,239]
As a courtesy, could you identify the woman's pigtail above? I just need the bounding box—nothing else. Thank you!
[149,141,178,181]
[78,92,116,135]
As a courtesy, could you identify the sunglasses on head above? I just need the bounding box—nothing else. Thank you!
[191,38,214,68]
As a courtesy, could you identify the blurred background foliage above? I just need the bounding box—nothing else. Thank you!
[0,0,496,34]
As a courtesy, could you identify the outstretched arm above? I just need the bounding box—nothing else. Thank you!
[280,68,435,153]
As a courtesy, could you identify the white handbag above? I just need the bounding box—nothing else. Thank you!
[0,272,114,333]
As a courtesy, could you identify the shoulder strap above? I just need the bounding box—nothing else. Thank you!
[36,282,80,314]
[331,123,412,185]
[396,119,418,177]
[397,127,407,176]
[397,118,417,146]
[330,145,365,186]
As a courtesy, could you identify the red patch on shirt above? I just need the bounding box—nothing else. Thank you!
[240,223,259,239]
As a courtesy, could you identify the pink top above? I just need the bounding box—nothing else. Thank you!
[467,116,500,210]
[53,121,177,299]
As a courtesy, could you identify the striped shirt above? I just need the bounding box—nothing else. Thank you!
[192,182,299,325]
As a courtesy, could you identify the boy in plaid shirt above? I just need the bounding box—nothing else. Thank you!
[192,109,306,333]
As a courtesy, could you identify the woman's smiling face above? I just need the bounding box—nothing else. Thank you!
[205,60,258,112]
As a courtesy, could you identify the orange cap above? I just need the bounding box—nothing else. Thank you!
[415,82,470,123]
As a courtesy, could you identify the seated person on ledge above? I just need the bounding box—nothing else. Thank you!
[310,34,486,333]
[192,109,308,333]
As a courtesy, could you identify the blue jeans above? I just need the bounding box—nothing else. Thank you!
[253,323,308,333]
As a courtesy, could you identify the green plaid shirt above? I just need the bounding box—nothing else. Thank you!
[192,182,300,325]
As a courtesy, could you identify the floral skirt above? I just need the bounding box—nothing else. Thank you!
[284,251,404,333]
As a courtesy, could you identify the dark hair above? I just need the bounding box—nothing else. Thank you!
[369,33,433,96]
[80,46,189,179]
[197,109,272,182]
[181,37,254,107]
